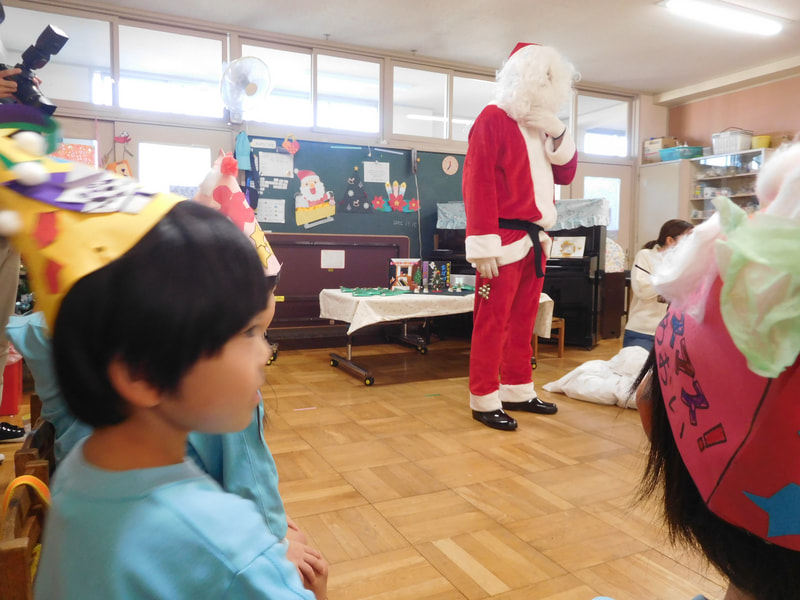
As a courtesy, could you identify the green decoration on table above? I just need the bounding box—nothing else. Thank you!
[340,286,410,296]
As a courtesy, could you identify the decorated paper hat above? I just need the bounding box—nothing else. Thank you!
[194,150,280,277]
[653,143,800,551]
[0,105,182,329]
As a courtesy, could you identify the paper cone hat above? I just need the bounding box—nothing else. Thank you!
[194,150,280,277]
[0,105,182,329]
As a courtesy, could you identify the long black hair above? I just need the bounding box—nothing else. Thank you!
[634,350,800,599]
[53,201,273,428]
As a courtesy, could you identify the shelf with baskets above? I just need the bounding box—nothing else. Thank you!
[688,148,771,223]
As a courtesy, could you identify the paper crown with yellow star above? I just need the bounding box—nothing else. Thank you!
[0,105,278,330]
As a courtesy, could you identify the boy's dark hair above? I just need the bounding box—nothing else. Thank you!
[52,201,274,428]
[635,350,800,600]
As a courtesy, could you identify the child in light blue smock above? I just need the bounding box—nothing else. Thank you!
[7,311,291,539]
[28,201,327,599]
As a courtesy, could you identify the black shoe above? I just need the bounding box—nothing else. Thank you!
[472,409,518,431]
[0,421,26,443]
[502,397,558,415]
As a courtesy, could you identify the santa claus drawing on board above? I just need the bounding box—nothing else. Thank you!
[294,168,336,227]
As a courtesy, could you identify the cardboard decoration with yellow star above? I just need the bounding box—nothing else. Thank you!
[0,105,182,329]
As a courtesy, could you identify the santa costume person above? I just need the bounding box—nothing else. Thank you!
[463,42,578,431]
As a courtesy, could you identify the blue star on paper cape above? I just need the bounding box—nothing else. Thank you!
[744,483,800,539]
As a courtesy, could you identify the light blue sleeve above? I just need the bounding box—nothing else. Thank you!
[187,400,289,539]
[5,312,91,462]
[225,553,316,600]
[35,459,310,600]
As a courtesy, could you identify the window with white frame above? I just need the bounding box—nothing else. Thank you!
[451,76,495,142]
[2,6,111,106]
[576,94,631,158]
[137,142,211,194]
[118,25,224,118]
[583,175,622,233]
[316,54,380,133]
[2,2,635,158]
[392,66,448,139]
[240,44,312,127]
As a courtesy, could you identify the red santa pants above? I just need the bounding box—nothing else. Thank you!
[469,248,545,410]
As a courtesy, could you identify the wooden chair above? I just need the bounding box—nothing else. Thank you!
[16,415,56,479]
[532,316,566,359]
[0,418,55,600]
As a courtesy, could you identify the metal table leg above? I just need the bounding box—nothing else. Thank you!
[329,334,375,385]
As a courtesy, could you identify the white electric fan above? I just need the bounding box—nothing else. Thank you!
[220,56,271,124]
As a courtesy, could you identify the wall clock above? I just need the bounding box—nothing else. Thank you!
[442,155,459,175]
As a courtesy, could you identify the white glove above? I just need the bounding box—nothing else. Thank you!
[526,111,566,138]
[473,257,499,279]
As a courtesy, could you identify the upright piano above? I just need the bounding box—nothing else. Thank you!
[432,198,612,348]
[544,198,610,349]
[431,202,472,275]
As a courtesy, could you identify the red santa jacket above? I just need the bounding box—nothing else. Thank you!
[462,104,577,264]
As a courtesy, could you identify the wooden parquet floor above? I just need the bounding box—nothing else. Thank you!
[262,337,727,600]
[0,336,727,599]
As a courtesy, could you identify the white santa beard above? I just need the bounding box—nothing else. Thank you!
[303,185,325,203]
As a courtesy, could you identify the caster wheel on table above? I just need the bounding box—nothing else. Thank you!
[364,377,374,386]
[531,357,537,370]
[330,359,339,367]
[417,346,427,355]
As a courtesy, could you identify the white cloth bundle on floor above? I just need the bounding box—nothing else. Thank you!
[542,346,649,409]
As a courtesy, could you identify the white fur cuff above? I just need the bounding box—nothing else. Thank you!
[465,234,502,262]
[539,231,553,259]
[470,390,501,412]
[547,134,576,165]
[499,382,535,404]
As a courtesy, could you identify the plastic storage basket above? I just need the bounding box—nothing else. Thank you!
[659,146,703,161]
[712,128,753,154]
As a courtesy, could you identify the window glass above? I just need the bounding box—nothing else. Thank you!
[583,176,621,234]
[576,94,629,158]
[138,143,211,194]
[316,54,379,133]
[118,26,223,118]
[240,45,312,127]
[2,6,110,106]
[452,76,495,142]
[393,66,447,139]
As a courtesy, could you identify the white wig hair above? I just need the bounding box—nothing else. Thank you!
[495,45,578,126]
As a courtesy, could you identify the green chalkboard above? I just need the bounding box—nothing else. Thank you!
[246,136,464,257]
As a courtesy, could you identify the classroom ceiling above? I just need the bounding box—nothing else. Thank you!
[85,0,800,99]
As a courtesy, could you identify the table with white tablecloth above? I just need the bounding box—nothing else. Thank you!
[319,288,554,384]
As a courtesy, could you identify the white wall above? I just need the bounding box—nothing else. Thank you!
[637,94,670,160]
